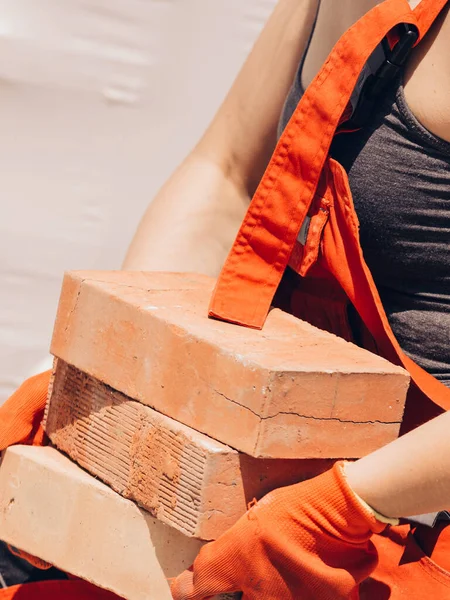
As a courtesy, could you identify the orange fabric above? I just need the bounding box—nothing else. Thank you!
[360,525,450,598]
[171,462,386,600]
[0,579,121,600]
[210,0,422,330]
[286,157,448,430]
[0,370,51,451]
[414,522,450,572]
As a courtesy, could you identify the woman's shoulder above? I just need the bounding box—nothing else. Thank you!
[301,0,379,90]
[404,6,450,144]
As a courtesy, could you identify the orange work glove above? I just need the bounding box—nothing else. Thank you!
[0,370,51,451]
[170,462,387,600]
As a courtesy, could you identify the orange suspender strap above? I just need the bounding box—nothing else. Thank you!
[319,158,450,415]
[414,0,449,31]
[209,0,447,330]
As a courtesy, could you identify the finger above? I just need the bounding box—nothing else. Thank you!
[170,569,208,600]
[171,568,241,600]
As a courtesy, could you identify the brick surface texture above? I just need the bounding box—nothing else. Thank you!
[45,360,333,540]
[0,446,201,600]
[50,271,410,458]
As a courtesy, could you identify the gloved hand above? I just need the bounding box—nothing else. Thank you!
[170,461,388,600]
[0,370,51,451]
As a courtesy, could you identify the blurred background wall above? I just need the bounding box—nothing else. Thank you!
[0,0,277,403]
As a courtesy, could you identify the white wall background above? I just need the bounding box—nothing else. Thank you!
[0,0,277,403]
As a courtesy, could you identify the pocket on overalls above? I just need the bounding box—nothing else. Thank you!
[288,196,331,278]
[282,167,355,343]
[360,525,450,599]
[289,197,331,277]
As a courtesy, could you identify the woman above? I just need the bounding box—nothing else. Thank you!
[2,0,450,598]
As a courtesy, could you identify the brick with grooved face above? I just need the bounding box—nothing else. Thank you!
[50,271,410,458]
[44,360,333,540]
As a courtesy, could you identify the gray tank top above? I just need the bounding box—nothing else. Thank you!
[280,74,450,386]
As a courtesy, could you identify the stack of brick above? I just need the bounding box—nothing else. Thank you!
[0,271,410,599]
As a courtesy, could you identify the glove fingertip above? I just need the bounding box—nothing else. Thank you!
[170,569,195,600]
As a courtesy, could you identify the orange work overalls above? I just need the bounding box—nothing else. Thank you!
[209,0,450,596]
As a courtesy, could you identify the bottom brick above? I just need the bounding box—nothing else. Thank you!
[0,446,208,600]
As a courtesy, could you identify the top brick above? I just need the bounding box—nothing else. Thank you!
[50,271,410,458]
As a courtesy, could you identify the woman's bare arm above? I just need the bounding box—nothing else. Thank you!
[123,0,319,274]
[346,410,450,518]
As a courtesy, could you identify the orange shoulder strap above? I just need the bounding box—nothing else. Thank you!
[209,0,448,329]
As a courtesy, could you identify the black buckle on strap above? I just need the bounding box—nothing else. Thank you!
[345,23,419,129]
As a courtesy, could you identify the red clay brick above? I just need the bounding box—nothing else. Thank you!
[50,271,410,458]
[0,445,200,600]
[44,360,333,540]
